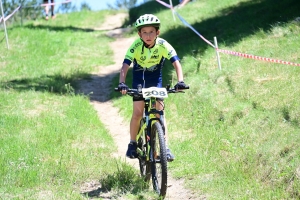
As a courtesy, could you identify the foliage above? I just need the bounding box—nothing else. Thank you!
[107,0,147,10]
[1,0,91,22]
[80,1,91,11]
[1,0,41,22]
[56,0,92,13]
[57,1,77,13]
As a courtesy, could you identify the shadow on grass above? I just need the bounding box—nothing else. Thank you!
[0,73,90,95]
[24,24,96,32]
[128,0,170,23]
[0,70,133,102]
[24,24,128,33]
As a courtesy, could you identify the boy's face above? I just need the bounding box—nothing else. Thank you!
[138,26,160,47]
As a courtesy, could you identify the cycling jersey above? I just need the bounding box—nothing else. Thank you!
[123,37,180,89]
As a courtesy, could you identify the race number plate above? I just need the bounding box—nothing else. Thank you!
[142,87,168,99]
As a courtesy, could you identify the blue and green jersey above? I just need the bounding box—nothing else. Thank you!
[123,37,180,89]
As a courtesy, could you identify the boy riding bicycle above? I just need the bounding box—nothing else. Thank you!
[118,14,187,161]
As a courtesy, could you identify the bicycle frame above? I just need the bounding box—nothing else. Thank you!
[136,96,165,162]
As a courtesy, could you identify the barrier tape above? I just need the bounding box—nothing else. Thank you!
[174,12,215,48]
[0,5,21,23]
[155,0,300,67]
[217,49,300,66]
[156,0,172,9]
[0,0,72,23]
[20,0,72,8]
[41,0,72,7]
[156,0,215,48]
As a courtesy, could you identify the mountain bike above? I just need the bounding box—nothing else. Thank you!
[115,84,189,198]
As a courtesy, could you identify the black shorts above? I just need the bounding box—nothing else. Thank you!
[133,96,164,102]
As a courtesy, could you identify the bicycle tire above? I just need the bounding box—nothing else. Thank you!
[150,121,168,197]
[137,118,151,182]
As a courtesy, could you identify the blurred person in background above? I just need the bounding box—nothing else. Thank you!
[43,0,55,20]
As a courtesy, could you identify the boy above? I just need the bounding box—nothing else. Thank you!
[118,14,187,161]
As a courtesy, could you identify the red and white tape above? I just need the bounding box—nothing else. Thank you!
[0,5,21,23]
[156,0,173,9]
[41,0,72,7]
[217,49,300,67]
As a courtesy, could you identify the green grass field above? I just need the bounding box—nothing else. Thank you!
[1,0,300,199]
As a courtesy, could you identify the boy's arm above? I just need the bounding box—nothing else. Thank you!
[119,63,130,83]
[172,60,184,82]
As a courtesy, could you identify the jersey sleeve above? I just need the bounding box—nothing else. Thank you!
[159,39,180,63]
[123,39,143,66]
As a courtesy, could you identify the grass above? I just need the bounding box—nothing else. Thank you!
[0,90,116,199]
[1,0,300,199]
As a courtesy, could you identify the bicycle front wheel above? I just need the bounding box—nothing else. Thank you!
[150,121,168,198]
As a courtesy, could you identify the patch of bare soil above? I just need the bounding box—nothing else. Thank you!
[78,13,200,200]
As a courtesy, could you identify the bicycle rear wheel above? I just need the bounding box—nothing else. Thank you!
[137,118,151,182]
[150,121,168,198]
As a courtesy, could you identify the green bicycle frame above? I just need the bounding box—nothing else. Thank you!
[136,96,165,161]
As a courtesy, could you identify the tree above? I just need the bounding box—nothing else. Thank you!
[2,0,41,22]
[80,2,91,11]
[107,0,139,10]
[57,1,77,13]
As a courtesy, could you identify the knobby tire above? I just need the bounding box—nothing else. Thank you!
[151,121,168,198]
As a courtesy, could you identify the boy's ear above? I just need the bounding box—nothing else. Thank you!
[138,31,142,37]
[157,30,160,35]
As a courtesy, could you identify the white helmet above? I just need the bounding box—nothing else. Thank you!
[135,14,160,30]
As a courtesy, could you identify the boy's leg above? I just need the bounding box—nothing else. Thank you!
[156,100,175,161]
[130,101,144,141]
[44,0,49,20]
[126,101,144,158]
[50,0,55,19]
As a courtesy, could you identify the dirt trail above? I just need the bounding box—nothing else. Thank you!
[78,13,198,200]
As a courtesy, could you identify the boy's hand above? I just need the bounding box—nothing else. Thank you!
[174,81,187,90]
[118,82,128,93]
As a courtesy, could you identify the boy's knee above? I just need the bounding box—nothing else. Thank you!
[132,113,142,121]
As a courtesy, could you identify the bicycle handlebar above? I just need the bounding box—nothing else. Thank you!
[114,85,189,97]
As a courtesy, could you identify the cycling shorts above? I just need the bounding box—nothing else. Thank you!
[133,96,164,102]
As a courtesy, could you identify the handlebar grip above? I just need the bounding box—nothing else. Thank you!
[115,88,136,93]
